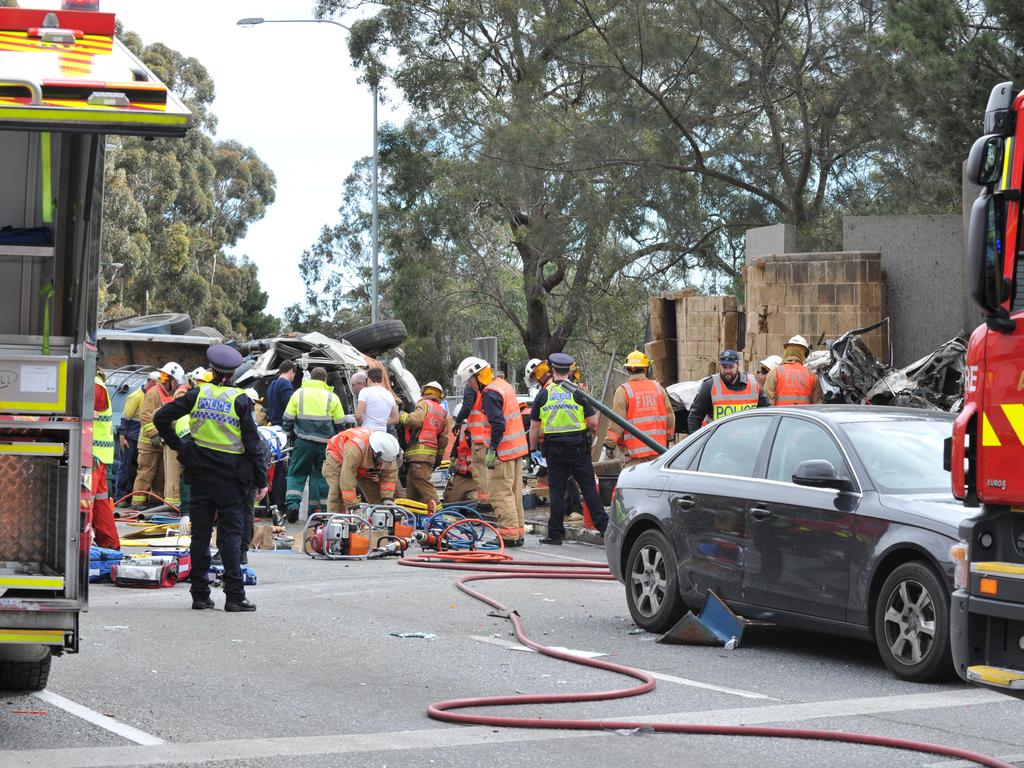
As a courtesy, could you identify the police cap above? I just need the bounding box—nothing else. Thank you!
[207,344,244,373]
[719,349,740,364]
[548,352,575,371]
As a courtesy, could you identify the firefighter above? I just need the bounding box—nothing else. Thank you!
[154,345,266,612]
[115,371,158,505]
[525,358,551,393]
[443,425,478,503]
[131,362,185,509]
[323,425,400,511]
[530,353,608,545]
[282,367,344,523]
[687,349,769,432]
[245,388,268,426]
[764,335,823,406]
[756,355,782,390]
[604,351,675,466]
[460,356,529,547]
[398,381,452,505]
[91,372,119,550]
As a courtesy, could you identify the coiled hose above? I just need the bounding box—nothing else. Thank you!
[399,537,1014,768]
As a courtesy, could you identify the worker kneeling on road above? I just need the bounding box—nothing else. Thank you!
[687,349,768,432]
[154,345,267,613]
[461,356,528,547]
[531,353,608,545]
[399,381,452,505]
[764,335,822,406]
[324,425,400,511]
[443,424,478,503]
[604,350,674,467]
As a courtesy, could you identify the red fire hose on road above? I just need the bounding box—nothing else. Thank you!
[400,535,1015,768]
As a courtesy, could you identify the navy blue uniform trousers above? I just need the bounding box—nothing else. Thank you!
[545,436,608,540]
[189,473,247,603]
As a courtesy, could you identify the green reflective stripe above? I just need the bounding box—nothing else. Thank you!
[40,132,52,224]
[0,106,190,127]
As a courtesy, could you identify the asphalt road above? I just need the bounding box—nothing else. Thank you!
[1,530,1022,768]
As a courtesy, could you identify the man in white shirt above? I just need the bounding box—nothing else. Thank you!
[355,367,399,432]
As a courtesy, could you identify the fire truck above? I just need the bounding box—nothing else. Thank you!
[950,81,1024,697]
[0,6,189,690]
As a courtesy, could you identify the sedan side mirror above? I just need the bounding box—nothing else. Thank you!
[792,459,853,492]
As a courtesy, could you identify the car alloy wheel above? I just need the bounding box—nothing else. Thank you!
[882,578,935,665]
[873,561,953,682]
[630,544,667,618]
[624,529,684,633]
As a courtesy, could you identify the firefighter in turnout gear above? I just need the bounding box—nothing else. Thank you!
[154,345,267,613]
[398,381,452,505]
[282,367,344,522]
[460,356,528,546]
[530,353,608,544]
[323,426,400,511]
[443,424,478,503]
[763,335,822,406]
[132,362,185,508]
[91,373,119,550]
[604,350,675,466]
[687,349,768,432]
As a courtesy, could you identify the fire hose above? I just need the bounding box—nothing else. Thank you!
[398,528,1014,768]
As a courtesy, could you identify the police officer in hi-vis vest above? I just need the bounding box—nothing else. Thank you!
[687,349,768,433]
[530,353,608,545]
[154,345,267,613]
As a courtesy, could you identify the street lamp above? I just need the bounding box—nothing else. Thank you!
[237,16,381,324]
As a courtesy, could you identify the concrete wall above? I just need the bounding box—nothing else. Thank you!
[743,251,887,366]
[842,215,971,365]
[746,223,797,260]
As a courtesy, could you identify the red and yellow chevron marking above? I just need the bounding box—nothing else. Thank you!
[981,404,1024,447]
[0,30,112,55]
[0,95,167,113]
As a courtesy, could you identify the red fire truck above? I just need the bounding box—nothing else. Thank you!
[0,6,189,690]
[950,81,1024,696]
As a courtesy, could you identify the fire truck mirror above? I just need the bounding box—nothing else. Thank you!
[967,134,1004,187]
[967,191,1010,318]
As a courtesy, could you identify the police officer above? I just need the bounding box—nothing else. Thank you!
[154,345,267,613]
[529,353,608,545]
[687,349,768,432]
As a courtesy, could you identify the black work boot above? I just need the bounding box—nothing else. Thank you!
[224,599,257,613]
[539,536,563,545]
[191,596,215,610]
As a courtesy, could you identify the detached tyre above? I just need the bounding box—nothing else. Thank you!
[184,326,223,339]
[874,561,954,682]
[113,313,193,335]
[625,529,684,632]
[341,320,407,356]
[0,648,52,691]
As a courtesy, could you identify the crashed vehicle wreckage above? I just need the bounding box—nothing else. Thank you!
[666,318,967,424]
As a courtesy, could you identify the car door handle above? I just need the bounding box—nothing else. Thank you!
[672,494,696,511]
[750,505,773,522]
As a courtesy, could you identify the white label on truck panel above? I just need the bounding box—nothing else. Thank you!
[20,365,57,393]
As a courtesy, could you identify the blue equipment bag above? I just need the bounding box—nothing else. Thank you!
[88,546,124,582]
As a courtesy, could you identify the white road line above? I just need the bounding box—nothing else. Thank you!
[469,634,775,700]
[1,689,1010,768]
[32,690,164,746]
[525,549,608,564]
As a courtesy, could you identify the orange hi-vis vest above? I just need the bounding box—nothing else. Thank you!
[608,378,670,460]
[774,362,815,406]
[454,427,472,475]
[466,377,528,461]
[405,399,446,460]
[328,427,396,504]
[710,374,760,421]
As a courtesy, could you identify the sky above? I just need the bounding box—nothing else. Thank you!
[54,0,404,316]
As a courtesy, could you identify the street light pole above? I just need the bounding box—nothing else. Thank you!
[237,16,381,324]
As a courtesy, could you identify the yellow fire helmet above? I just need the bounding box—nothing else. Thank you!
[624,350,651,368]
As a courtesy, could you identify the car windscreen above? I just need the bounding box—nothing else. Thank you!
[839,420,952,494]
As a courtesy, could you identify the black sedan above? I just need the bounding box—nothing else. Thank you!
[605,406,963,683]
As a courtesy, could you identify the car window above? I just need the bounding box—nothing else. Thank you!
[696,416,773,477]
[840,419,951,493]
[767,417,850,483]
[666,434,706,471]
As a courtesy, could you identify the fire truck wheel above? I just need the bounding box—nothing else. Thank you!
[625,529,685,633]
[873,561,954,682]
[0,646,52,691]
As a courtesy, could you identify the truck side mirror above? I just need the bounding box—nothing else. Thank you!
[966,135,1004,187]
[967,192,1016,332]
